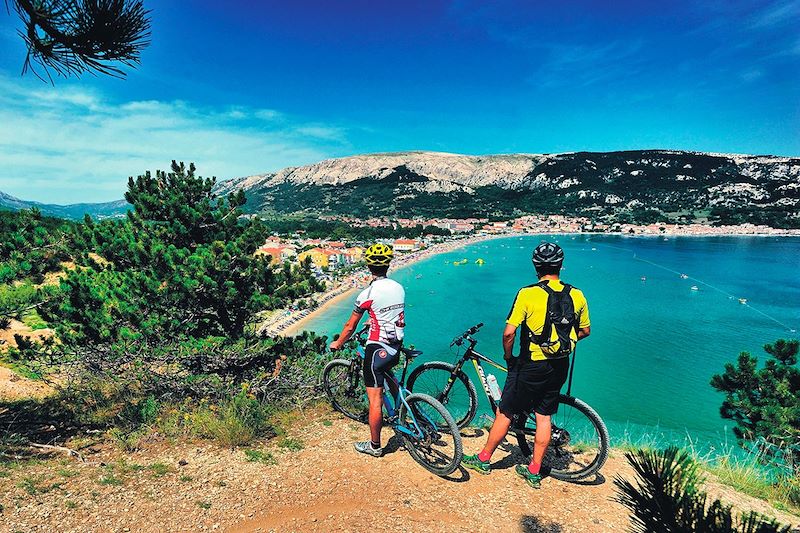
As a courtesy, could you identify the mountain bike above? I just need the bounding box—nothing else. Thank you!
[321,327,463,477]
[406,323,609,481]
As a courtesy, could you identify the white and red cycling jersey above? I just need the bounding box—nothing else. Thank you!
[354,277,405,346]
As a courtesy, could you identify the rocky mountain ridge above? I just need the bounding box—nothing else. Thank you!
[4,149,799,225]
[216,150,800,226]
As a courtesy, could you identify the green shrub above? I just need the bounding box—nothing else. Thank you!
[244,449,277,465]
[186,388,274,447]
[148,462,172,478]
[21,310,48,330]
[108,427,147,452]
[614,447,792,532]
[98,473,122,486]
[277,437,304,452]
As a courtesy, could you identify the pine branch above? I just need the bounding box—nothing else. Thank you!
[10,0,151,80]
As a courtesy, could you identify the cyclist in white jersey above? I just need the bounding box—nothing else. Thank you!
[329,243,405,457]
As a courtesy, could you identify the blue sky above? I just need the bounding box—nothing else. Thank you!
[1,0,799,203]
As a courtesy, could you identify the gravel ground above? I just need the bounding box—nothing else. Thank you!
[1,407,797,533]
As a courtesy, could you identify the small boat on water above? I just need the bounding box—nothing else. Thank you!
[680,274,689,279]
[691,286,699,291]
[739,298,747,304]
[640,276,647,281]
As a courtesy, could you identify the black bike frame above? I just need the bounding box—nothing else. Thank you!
[447,336,578,458]
[452,345,507,414]
[448,336,578,405]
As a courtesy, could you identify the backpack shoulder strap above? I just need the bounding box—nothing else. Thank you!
[536,280,554,295]
[530,280,555,344]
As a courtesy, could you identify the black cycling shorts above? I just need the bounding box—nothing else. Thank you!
[363,343,400,388]
[498,357,569,416]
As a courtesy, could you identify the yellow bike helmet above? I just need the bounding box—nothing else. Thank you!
[364,243,394,266]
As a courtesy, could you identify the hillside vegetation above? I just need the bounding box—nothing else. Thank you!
[216,150,800,227]
[4,149,799,227]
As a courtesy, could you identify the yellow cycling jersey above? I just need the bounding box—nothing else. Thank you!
[506,279,590,361]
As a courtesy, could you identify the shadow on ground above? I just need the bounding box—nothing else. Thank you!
[520,515,564,533]
[0,397,87,463]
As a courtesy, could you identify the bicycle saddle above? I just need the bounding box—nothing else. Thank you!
[401,347,423,358]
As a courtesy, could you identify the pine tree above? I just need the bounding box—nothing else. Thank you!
[710,340,800,471]
[45,161,321,344]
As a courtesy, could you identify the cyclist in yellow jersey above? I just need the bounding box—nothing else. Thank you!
[462,242,591,488]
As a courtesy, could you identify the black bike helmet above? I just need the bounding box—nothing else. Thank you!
[532,242,564,268]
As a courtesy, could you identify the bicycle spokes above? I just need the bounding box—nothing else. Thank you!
[400,396,459,473]
[517,398,608,480]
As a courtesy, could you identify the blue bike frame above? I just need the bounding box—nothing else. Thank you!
[356,344,432,440]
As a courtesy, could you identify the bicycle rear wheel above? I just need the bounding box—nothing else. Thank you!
[322,359,368,423]
[398,393,463,477]
[406,362,478,429]
[514,394,609,482]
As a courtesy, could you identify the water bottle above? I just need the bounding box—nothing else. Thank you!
[487,374,502,402]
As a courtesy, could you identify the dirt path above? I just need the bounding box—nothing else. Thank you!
[0,365,52,401]
[1,407,797,533]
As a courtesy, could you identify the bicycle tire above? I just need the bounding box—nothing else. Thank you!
[398,393,463,477]
[514,394,609,481]
[406,362,478,429]
[322,358,368,423]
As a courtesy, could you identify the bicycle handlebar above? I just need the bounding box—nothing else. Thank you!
[450,322,484,347]
[331,325,369,351]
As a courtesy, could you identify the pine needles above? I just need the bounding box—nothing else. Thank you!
[614,446,792,533]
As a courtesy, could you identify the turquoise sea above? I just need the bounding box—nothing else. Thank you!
[305,235,800,451]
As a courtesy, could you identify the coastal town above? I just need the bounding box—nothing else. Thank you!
[254,213,800,336]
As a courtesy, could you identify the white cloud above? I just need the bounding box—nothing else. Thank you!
[751,0,800,28]
[525,40,646,89]
[0,76,349,204]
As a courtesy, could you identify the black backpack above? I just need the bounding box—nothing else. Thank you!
[530,281,578,357]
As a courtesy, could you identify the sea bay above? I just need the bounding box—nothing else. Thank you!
[303,235,800,450]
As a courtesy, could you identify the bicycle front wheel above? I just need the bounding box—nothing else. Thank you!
[406,362,478,429]
[514,394,609,482]
[322,359,368,423]
[398,393,463,477]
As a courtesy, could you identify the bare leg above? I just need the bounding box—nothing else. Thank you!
[479,408,513,458]
[366,387,384,446]
[530,412,552,473]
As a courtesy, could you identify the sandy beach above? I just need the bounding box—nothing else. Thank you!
[260,227,800,338]
[261,233,514,338]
